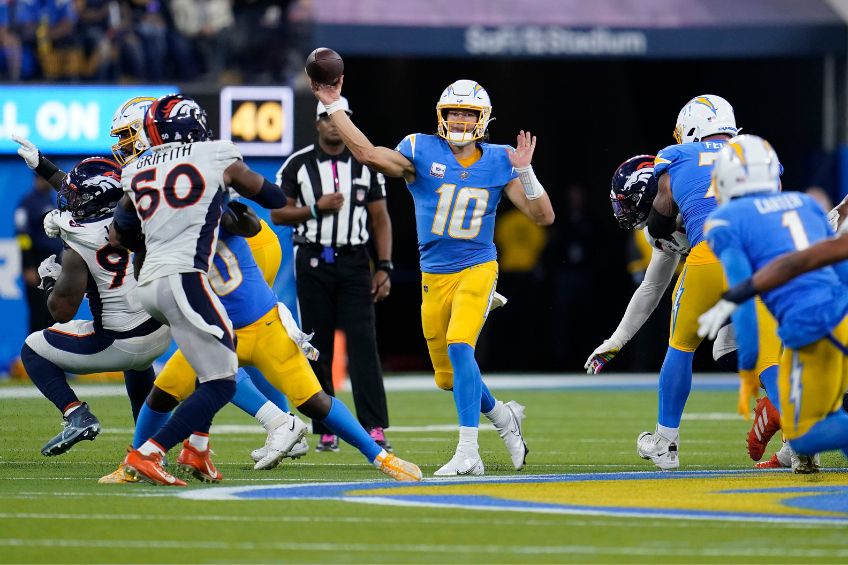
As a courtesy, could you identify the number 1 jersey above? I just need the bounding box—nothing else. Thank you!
[121,140,241,285]
[706,192,848,348]
[395,134,516,274]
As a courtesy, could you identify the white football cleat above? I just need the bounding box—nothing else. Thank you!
[251,435,308,463]
[253,414,308,470]
[434,451,485,477]
[491,400,528,470]
[637,429,679,471]
[791,451,821,474]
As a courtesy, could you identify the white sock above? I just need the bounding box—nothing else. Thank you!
[63,402,82,418]
[483,401,510,429]
[656,424,679,442]
[138,440,164,457]
[255,401,288,433]
[458,426,479,455]
[188,433,209,451]
[372,448,389,467]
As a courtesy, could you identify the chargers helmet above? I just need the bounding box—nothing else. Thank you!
[673,94,738,144]
[712,134,781,204]
[144,94,211,147]
[110,96,156,166]
[436,80,492,146]
[610,155,657,229]
[59,157,123,219]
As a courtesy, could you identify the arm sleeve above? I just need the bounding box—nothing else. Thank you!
[608,248,680,347]
[366,169,386,202]
[710,223,759,371]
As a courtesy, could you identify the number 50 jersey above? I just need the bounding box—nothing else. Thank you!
[121,140,241,285]
[396,134,516,274]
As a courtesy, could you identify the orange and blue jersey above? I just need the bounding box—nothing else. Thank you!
[395,134,517,274]
[706,192,848,351]
[211,228,277,329]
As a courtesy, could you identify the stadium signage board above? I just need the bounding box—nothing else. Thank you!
[0,85,178,155]
[219,86,294,157]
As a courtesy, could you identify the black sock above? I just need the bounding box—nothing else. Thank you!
[714,350,738,373]
[21,344,78,414]
[124,368,155,423]
[150,378,235,451]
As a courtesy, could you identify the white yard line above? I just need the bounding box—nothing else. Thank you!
[0,537,844,558]
[0,373,739,399]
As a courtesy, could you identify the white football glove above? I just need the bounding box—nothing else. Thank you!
[12,134,40,169]
[697,299,738,340]
[37,254,62,289]
[488,291,508,312]
[644,228,691,256]
[43,209,62,238]
[584,338,623,375]
[827,207,840,232]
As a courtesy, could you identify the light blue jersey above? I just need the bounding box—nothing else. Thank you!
[209,229,277,329]
[395,134,517,274]
[707,192,848,349]
[654,140,726,247]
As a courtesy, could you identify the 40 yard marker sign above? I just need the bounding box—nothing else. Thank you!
[177,470,848,524]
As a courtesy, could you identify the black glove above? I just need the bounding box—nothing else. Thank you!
[221,201,261,237]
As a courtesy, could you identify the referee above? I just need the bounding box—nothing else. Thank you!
[271,97,393,452]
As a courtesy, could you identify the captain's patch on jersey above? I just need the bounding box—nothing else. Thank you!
[429,162,446,178]
[177,470,848,524]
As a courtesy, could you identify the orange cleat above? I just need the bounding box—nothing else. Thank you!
[747,396,781,461]
[755,454,788,469]
[177,440,222,483]
[124,449,186,486]
[374,450,422,482]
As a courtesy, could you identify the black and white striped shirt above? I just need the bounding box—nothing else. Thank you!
[276,145,386,247]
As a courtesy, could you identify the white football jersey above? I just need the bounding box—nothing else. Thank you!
[55,212,151,332]
[121,140,241,285]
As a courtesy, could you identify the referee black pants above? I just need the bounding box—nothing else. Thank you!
[295,245,389,434]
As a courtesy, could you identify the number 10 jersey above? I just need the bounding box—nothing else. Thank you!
[395,134,516,274]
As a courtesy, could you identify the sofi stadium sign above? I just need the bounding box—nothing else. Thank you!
[0,85,177,155]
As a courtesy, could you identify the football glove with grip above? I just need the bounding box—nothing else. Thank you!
[697,299,738,340]
[827,207,839,232]
[585,338,623,375]
[644,228,690,256]
[37,254,62,289]
[12,135,39,169]
[43,210,62,238]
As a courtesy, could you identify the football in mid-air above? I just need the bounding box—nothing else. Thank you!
[305,48,344,85]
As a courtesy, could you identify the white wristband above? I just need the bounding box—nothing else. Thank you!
[514,165,545,200]
[323,100,344,116]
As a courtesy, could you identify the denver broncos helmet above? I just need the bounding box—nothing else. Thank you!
[610,155,657,229]
[59,157,123,219]
[143,94,211,147]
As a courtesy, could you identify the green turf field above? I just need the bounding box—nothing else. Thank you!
[1,382,847,564]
